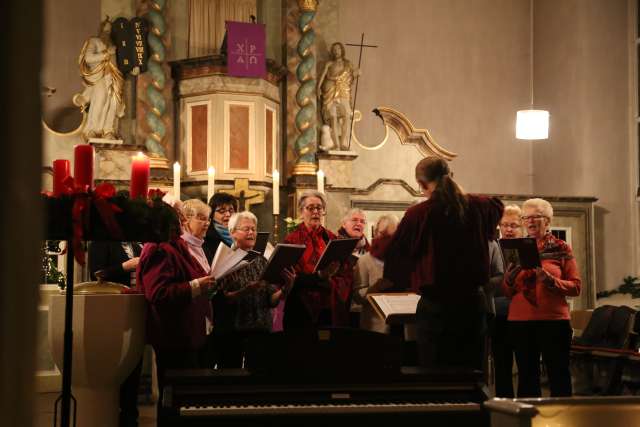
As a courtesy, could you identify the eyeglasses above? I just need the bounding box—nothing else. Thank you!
[303,205,325,213]
[500,223,521,229]
[521,215,547,221]
[215,208,235,215]
[235,226,256,233]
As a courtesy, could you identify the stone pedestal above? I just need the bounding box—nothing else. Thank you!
[49,294,145,427]
[317,150,358,189]
[91,142,170,187]
[88,138,123,145]
[92,143,143,182]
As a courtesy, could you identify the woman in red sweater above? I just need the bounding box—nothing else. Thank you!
[504,198,581,397]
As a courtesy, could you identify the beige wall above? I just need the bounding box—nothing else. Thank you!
[326,0,638,292]
[257,0,283,65]
[532,0,635,290]
[170,0,189,61]
[42,0,100,131]
[334,0,534,195]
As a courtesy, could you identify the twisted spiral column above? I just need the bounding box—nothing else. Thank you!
[140,0,169,158]
[292,0,318,175]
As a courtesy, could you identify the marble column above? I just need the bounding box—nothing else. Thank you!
[287,0,319,177]
[136,0,172,174]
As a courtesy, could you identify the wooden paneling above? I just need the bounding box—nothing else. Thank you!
[190,104,208,172]
[229,105,250,170]
[266,108,274,174]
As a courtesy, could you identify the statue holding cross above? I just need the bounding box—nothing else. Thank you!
[317,34,377,152]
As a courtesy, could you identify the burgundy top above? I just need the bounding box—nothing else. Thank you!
[284,223,353,326]
[137,238,211,351]
[384,194,504,302]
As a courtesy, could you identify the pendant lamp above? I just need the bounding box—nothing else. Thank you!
[516,0,549,140]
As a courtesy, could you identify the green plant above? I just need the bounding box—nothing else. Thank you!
[41,241,65,288]
[596,276,640,299]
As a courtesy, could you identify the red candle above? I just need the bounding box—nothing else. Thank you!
[73,144,94,191]
[130,152,150,199]
[52,159,70,196]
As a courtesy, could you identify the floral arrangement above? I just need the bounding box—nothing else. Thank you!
[43,183,180,265]
[283,216,302,234]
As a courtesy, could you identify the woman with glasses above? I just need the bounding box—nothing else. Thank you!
[203,192,237,263]
[179,199,217,368]
[490,205,523,398]
[180,199,213,273]
[283,190,348,329]
[337,208,370,327]
[137,196,215,425]
[212,211,295,367]
[503,198,581,397]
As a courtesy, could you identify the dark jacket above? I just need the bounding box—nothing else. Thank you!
[89,241,142,287]
[203,226,229,264]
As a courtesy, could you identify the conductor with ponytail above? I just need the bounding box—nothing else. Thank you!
[384,157,503,371]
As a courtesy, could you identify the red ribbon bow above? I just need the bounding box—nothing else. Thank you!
[93,183,124,244]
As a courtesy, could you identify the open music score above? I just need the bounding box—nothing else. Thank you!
[367,293,420,324]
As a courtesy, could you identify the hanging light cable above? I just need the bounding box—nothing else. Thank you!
[516,0,549,140]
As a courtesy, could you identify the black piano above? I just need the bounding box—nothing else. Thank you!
[163,328,490,426]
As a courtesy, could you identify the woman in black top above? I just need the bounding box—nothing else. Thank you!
[203,192,237,263]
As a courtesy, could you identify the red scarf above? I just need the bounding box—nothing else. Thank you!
[297,224,328,274]
[284,223,341,324]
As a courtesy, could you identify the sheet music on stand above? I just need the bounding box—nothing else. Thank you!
[367,293,420,324]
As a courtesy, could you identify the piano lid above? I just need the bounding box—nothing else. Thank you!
[244,327,401,381]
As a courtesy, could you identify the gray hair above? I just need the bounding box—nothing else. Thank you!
[297,190,327,212]
[181,199,211,220]
[375,214,399,236]
[342,208,366,224]
[522,198,554,220]
[228,211,258,232]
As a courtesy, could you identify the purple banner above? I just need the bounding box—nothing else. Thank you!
[227,21,266,78]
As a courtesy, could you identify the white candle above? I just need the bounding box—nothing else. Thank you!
[207,166,215,203]
[317,169,325,194]
[272,169,280,215]
[173,162,181,200]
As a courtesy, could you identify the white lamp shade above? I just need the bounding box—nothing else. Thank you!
[516,109,549,140]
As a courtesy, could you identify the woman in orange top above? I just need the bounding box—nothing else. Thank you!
[503,198,581,397]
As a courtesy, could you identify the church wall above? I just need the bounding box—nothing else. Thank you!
[42,0,100,131]
[531,0,635,291]
[257,0,283,66]
[169,0,189,61]
[101,0,134,19]
[330,0,534,196]
[323,0,637,293]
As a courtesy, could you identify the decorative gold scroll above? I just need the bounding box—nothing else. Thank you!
[351,106,457,161]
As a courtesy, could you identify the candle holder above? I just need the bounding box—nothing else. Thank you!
[272,213,280,244]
